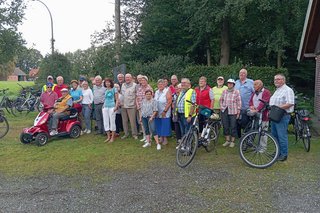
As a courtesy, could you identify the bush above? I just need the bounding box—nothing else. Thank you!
[183,64,288,89]
[126,55,192,81]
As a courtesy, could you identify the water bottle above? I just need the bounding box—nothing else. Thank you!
[204,128,210,139]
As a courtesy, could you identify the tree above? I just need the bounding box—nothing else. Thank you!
[15,46,43,73]
[38,53,71,84]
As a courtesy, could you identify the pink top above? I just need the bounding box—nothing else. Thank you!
[220,89,241,115]
[40,91,58,108]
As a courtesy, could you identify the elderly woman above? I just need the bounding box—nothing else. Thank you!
[172,83,182,144]
[81,81,93,134]
[114,83,123,137]
[154,79,172,145]
[102,78,119,143]
[220,79,241,148]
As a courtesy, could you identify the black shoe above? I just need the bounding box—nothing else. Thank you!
[277,156,287,162]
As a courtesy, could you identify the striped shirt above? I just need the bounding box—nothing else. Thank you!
[220,89,241,115]
[141,99,158,117]
[270,84,294,113]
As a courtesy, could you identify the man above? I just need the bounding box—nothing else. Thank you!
[169,75,179,95]
[176,78,196,137]
[270,74,294,161]
[40,82,58,108]
[42,75,56,92]
[235,68,254,137]
[195,76,214,132]
[50,88,73,136]
[93,75,106,135]
[117,73,124,87]
[212,76,228,113]
[121,73,138,139]
[248,80,271,151]
[54,76,69,98]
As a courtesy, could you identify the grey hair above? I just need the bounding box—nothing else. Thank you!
[181,78,191,84]
[275,74,286,82]
[56,76,63,81]
[117,73,124,78]
[95,75,102,80]
[157,79,165,84]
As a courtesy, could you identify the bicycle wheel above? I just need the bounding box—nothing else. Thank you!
[176,128,198,168]
[301,122,311,152]
[12,98,29,116]
[293,115,300,143]
[239,130,279,169]
[204,123,219,153]
[0,115,9,139]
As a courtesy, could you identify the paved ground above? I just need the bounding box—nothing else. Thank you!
[1,161,319,213]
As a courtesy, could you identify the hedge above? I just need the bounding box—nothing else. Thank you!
[183,65,288,89]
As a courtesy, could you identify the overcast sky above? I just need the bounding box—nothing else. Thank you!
[18,0,115,56]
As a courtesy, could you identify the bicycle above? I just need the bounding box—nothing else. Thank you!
[0,109,9,139]
[239,99,279,169]
[0,88,16,116]
[12,89,42,116]
[292,105,311,152]
[176,100,221,168]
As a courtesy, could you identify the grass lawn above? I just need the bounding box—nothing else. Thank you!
[0,112,319,178]
[0,81,35,97]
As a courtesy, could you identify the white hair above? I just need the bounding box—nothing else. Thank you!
[95,75,102,80]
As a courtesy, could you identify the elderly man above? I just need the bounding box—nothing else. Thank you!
[42,75,56,92]
[169,75,179,95]
[117,73,125,87]
[270,74,294,161]
[54,76,69,98]
[50,88,73,136]
[121,73,138,139]
[93,75,106,135]
[195,76,214,132]
[235,68,254,137]
[40,82,58,108]
[176,78,196,137]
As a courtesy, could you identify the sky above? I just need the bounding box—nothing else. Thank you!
[18,0,115,56]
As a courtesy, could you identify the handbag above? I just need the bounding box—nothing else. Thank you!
[269,105,286,123]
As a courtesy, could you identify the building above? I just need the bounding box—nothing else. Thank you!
[298,0,320,126]
[7,67,27,81]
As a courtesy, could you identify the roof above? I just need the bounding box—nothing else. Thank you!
[12,67,27,76]
[297,0,320,61]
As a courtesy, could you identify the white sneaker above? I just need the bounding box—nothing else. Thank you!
[140,136,146,142]
[142,142,151,148]
[86,130,91,134]
[223,141,231,147]
[157,144,161,150]
[229,142,235,148]
[50,130,58,136]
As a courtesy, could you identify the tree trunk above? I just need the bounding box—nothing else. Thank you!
[115,0,121,63]
[277,50,282,68]
[219,18,230,65]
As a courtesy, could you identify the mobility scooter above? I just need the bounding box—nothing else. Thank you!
[20,105,82,146]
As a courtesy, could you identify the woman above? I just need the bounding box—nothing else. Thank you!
[172,83,182,145]
[102,78,119,143]
[220,79,241,148]
[139,90,160,150]
[81,81,93,134]
[114,83,123,137]
[154,79,172,145]
[70,80,83,104]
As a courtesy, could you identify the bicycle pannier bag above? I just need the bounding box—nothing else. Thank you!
[269,105,286,123]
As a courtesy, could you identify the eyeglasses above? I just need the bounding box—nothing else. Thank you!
[217,79,223,81]
[47,87,52,88]
[274,78,283,81]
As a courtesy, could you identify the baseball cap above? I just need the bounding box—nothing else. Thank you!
[47,75,53,80]
[46,82,53,87]
[79,76,86,81]
[227,79,236,84]
[61,88,68,92]
[217,76,224,80]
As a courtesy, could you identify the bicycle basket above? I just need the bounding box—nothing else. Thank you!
[297,109,310,118]
[199,106,213,118]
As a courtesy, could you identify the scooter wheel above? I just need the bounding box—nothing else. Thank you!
[20,133,32,144]
[36,133,48,146]
[70,125,81,138]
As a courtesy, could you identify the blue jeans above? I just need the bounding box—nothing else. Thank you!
[178,113,194,137]
[82,104,92,131]
[271,114,290,157]
[141,117,157,136]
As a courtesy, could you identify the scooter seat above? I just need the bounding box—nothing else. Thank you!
[60,108,78,121]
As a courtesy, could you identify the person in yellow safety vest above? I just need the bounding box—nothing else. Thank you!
[49,88,73,136]
[42,75,57,92]
[176,78,196,137]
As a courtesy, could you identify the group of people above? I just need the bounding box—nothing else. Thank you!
[39,68,294,161]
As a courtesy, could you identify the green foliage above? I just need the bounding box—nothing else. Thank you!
[183,64,288,88]
[38,53,72,84]
[127,55,192,81]
[15,46,43,73]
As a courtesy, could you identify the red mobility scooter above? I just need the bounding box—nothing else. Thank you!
[20,105,82,146]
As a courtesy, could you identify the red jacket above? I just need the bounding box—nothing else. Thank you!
[54,84,69,98]
[249,88,271,121]
[195,85,212,108]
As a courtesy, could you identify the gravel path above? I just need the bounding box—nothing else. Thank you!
[0,162,319,213]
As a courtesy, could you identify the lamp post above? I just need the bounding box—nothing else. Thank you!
[32,0,55,55]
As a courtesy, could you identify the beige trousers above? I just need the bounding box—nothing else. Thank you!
[121,108,138,136]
